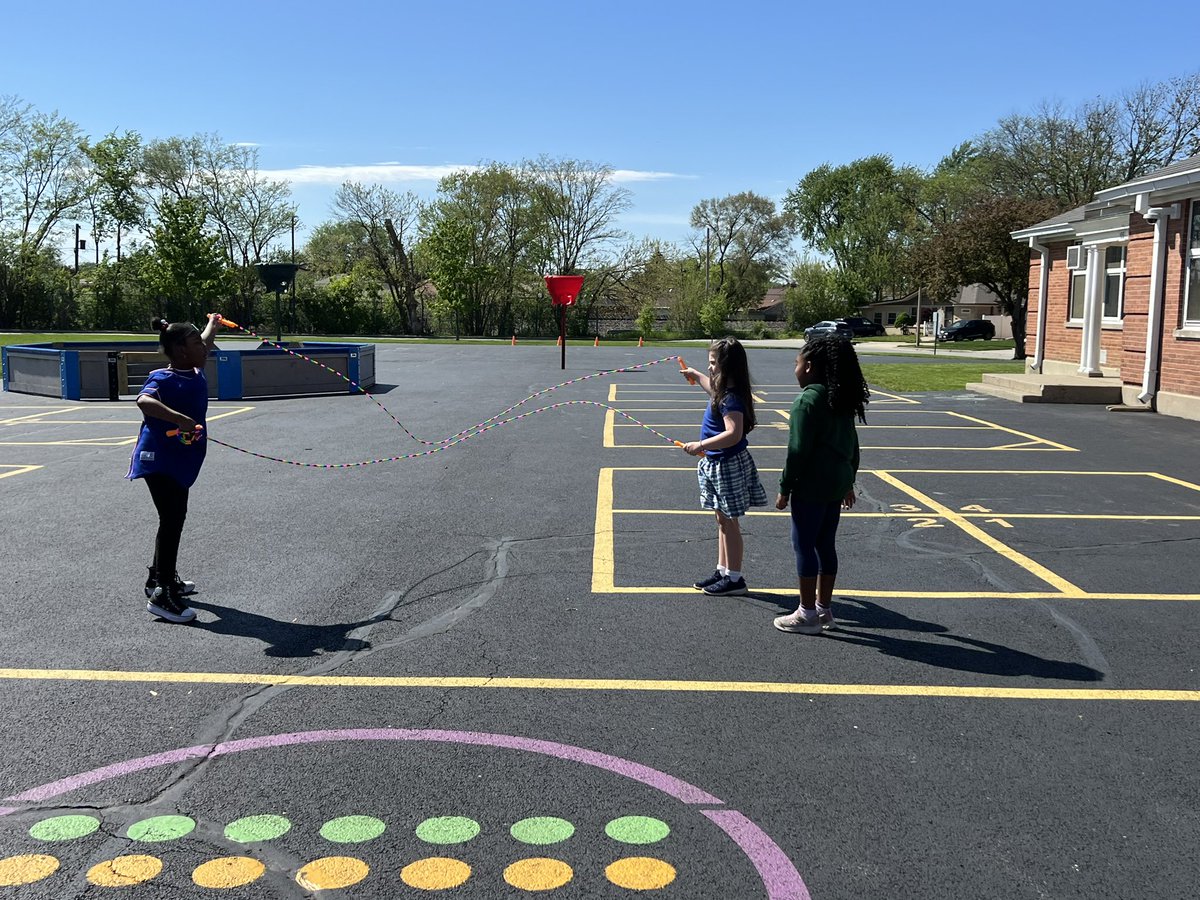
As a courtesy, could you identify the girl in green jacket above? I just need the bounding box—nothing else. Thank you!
[773,335,869,635]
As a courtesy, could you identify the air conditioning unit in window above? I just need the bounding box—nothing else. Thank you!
[1066,245,1085,270]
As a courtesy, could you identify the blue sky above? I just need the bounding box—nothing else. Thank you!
[3,0,1185,260]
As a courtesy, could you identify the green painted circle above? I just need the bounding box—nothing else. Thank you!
[126,815,196,843]
[29,815,100,841]
[510,816,575,845]
[223,815,292,843]
[319,815,386,844]
[415,816,480,845]
[605,816,670,844]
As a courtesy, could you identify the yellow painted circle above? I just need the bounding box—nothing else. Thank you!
[192,856,266,888]
[400,857,472,890]
[504,857,574,891]
[86,854,163,887]
[295,856,369,890]
[605,856,677,890]
[0,854,60,887]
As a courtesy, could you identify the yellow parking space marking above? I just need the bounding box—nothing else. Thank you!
[595,467,1200,600]
[0,465,42,480]
[0,667,1196,702]
[0,406,254,446]
[872,470,1084,595]
[944,411,1077,452]
[0,408,77,425]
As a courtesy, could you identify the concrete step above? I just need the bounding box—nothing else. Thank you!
[971,372,1123,404]
[965,382,1042,403]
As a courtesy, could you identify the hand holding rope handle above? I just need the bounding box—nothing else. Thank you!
[679,357,698,385]
[165,424,205,445]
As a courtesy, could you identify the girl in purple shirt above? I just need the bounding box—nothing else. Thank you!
[127,314,223,623]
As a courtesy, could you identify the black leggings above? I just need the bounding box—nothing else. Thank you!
[790,499,842,578]
[144,473,189,583]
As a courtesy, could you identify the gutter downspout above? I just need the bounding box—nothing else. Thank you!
[1028,238,1050,373]
[1134,193,1180,404]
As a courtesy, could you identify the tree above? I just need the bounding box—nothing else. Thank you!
[332,181,422,332]
[920,196,1057,360]
[784,156,922,305]
[784,259,850,330]
[0,103,87,255]
[689,191,791,307]
[528,156,630,274]
[145,197,231,323]
[80,130,144,262]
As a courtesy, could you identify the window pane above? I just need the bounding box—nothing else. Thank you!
[1187,262,1200,323]
[1070,273,1087,319]
[1105,245,1125,268]
[1191,201,1200,247]
[1104,274,1122,318]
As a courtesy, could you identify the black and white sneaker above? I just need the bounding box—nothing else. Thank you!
[144,567,197,599]
[702,575,748,597]
[147,586,196,624]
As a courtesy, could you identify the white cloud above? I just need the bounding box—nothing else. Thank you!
[260,163,480,184]
[232,141,260,148]
[258,162,694,186]
[610,169,697,183]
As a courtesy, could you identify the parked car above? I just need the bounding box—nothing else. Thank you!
[838,316,886,337]
[937,318,996,341]
[804,320,854,341]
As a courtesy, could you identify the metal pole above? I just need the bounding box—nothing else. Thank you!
[560,304,566,370]
[289,215,296,332]
[915,285,922,346]
[705,226,711,296]
[74,224,80,275]
[275,288,283,344]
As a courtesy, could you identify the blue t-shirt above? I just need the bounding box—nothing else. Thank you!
[127,367,209,488]
[699,392,749,459]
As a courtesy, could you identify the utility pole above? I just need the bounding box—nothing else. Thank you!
[74,224,81,275]
[705,226,711,296]
[289,214,297,332]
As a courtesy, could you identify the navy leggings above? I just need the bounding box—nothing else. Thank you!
[790,499,842,578]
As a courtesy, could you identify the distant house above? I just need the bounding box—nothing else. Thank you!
[747,285,789,321]
[1011,154,1200,421]
[862,285,1011,335]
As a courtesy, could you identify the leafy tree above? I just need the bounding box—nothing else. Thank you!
[920,196,1057,359]
[784,259,850,330]
[699,292,731,337]
[784,155,922,305]
[635,301,656,338]
[145,197,231,323]
[528,156,630,274]
[80,130,144,262]
[689,191,791,307]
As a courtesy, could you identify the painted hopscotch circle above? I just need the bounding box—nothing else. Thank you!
[86,854,163,887]
[415,816,481,844]
[606,815,670,844]
[511,816,576,845]
[320,815,386,844]
[504,857,574,891]
[127,814,195,842]
[607,856,678,890]
[401,856,472,890]
[0,854,59,887]
[296,856,370,890]
[0,728,809,899]
[29,814,100,842]
[192,856,266,888]
[224,813,292,843]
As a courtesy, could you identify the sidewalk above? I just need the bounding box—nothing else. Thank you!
[737,338,1018,360]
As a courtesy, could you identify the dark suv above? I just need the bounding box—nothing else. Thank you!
[937,318,996,341]
[838,316,886,337]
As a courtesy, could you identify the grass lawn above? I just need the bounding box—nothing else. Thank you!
[862,360,1026,392]
[856,334,1016,352]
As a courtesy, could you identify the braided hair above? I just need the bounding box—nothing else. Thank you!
[801,335,869,423]
[708,336,757,434]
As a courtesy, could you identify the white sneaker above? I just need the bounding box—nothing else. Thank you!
[773,611,822,635]
[817,606,836,631]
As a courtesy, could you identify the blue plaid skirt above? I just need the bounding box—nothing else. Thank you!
[697,449,768,518]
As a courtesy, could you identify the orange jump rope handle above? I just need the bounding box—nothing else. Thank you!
[166,424,204,444]
[679,357,697,385]
[217,315,240,329]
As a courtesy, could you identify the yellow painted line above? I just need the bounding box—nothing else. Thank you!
[868,389,921,404]
[945,411,1077,452]
[0,667,1195,702]
[1146,472,1200,493]
[0,408,77,425]
[592,467,616,592]
[609,508,1200,521]
[0,437,136,447]
[874,470,1084,595]
[611,422,991,431]
[603,407,616,447]
[612,442,1070,451]
[0,464,42,479]
[602,585,1200,601]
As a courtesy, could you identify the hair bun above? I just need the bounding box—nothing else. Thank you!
[152,317,169,333]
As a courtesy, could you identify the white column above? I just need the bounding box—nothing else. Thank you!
[1079,244,1104,376]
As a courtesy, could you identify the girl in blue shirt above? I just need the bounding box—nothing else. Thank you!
[680,337,767,596]
[127,314,223,623]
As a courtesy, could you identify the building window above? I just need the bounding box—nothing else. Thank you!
[887,312,896,324]
[1068,246,1126,321]
[1186,199,1200,324]
[1103,246,1125,320]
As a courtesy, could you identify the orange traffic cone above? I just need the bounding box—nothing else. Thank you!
[638,336,644,347]
[594,336,599,347]
[511,335,517,346]
[557,335,562,346]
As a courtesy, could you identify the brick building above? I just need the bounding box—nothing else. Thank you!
[1011,156,1200,421]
